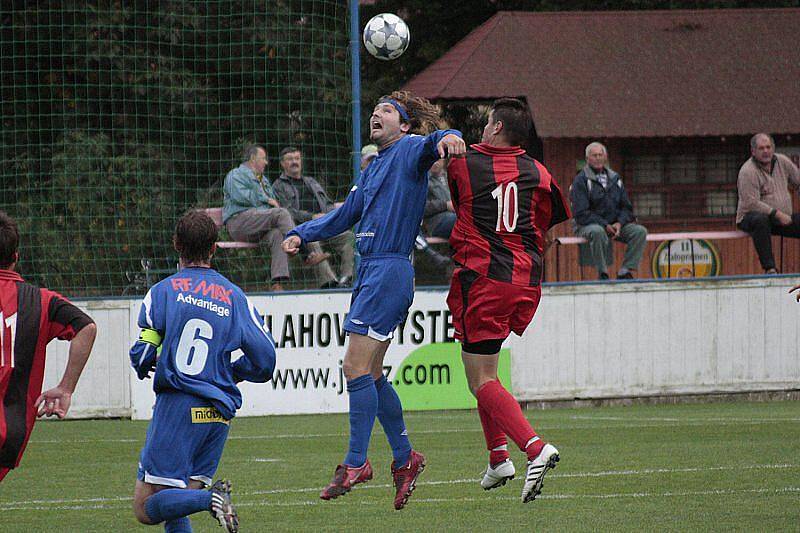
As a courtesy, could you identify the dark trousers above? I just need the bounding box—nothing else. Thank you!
[738,211,800,271]
[430,212,456,240]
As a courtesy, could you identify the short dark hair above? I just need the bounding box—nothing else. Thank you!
[0,210,19,269]
[174,210,218,264]
[243,144,267,163]
[490,98,533,147]
[279,146,301,159]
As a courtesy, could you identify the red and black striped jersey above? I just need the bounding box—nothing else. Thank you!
[447,143,570,287]
[0,269,93,471]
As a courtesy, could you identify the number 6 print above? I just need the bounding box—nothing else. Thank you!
[175,318,213,375]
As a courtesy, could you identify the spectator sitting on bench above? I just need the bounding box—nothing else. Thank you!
[274,146,355,288]
[736,133,800,275]
[419,158,453,269]
[424,159,456,241]
[569,142,647,280]
[223,144,330,291]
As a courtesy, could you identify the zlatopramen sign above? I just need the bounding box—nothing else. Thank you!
[651,238,721,278]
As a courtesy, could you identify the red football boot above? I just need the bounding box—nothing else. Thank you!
[319,461,373,500]
[391,450,426,510]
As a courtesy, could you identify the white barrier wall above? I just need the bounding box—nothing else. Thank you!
[510,276,800,401]
[41,298,132,417]
[44,277,800,419]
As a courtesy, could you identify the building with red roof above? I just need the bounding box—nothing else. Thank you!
[405,8,800,279]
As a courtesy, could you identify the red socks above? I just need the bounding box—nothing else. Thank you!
[476,379,544,461]
[478,401,509,465]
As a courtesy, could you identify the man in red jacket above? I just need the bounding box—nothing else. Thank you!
[446,98,570,504]
[0,210,96,482]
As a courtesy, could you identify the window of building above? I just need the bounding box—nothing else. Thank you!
[624,148,740,221]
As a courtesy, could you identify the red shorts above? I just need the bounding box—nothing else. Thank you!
[447,267,541,343]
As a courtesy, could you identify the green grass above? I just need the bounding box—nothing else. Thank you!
[2,401,799,532]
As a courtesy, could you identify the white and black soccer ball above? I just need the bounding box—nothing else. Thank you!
[363,13,410,61]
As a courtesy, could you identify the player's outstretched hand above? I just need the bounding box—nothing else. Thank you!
[437,134,466,158]
[35,386,72,419]
[789,284,800,302]
[282,235,302,256]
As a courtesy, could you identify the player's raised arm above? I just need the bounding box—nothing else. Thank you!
[231,297,276,383]
[284,176,365,247]
[417,128,463,175]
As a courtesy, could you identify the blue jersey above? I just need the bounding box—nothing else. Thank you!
[129,267,276,420]
[288,130,461,257]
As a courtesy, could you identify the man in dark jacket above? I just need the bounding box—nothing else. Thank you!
[273,147,355,287]
[569,142,647,280]
[423,159,456,239]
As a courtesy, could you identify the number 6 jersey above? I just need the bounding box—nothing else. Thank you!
[129,266,276,420]
[447,144,570,287]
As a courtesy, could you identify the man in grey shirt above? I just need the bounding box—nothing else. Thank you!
[273,146,355,287]
[223,144,330,291]
[737,133,800,274]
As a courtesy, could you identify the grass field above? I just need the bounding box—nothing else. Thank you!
[2,400,799,532]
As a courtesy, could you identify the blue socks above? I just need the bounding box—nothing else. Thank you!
[144,489,211,524]
[343,374,378,467]
[165,517,193,532]
[375,374,412,466]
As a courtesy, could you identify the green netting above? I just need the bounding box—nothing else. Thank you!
[0,1,353,296]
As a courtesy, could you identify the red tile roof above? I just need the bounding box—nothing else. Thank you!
[404,8,800,138]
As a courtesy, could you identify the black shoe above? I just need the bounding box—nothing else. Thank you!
[208,480,239,533]
[319,280,339,290]
[337,275,352,288]
[617,272,634,279]
[599,273,610,280]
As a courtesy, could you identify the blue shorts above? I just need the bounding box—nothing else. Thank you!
[137,390,230,488]
[345,254,414,341]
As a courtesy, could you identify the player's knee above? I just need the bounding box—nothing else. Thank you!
[133,499,156,525]
[342,360,369,382]
[466,374,493,397]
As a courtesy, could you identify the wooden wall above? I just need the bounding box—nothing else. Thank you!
[541,137,800,282]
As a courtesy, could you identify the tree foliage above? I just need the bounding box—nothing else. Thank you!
[0,1,351,294]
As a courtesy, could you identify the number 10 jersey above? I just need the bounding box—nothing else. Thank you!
[447,144,570,287]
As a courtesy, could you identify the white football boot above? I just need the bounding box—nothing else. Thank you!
[481,458,516,490]
[521,444,560,503]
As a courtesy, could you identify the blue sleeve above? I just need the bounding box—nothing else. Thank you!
[129,286,165,380]
[287,178,364,244]
[570,174,608,227]
[231,296,277,383]
[415,129,461,177]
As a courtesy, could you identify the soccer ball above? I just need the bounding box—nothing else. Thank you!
[363,13,410,61]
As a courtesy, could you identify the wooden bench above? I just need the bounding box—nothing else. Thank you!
[203,208,259,249]
[552,229,753,280]
[555,230,749,246]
